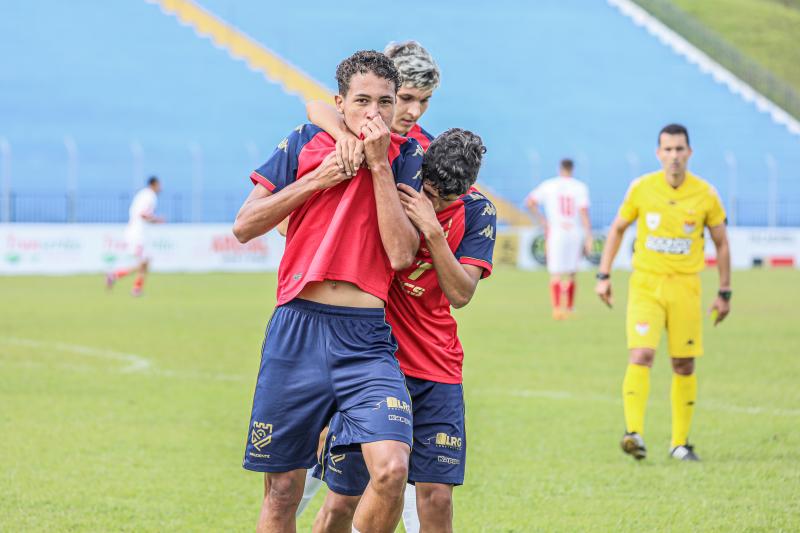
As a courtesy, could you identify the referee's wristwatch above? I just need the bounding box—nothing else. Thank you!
[718,289,732,301]
[596,272,610,281]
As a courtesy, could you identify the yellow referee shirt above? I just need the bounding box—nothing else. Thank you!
[618,170,726,275]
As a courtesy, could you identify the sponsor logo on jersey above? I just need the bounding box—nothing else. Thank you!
[482,204,497,216]
[402,282,426,297]
[479,224,495,241]
[277,137,289,152]
[646,212,661,230]
[635,322,650,336]
[430,432,463,450]
[645,236,691,255]
[375,397,412,415]
[437,455,460,465]
[683,220,696,234]
[388,414,411,426]
[251,421,273,451]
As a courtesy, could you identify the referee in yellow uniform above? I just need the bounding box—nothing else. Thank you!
[595,124,731,461]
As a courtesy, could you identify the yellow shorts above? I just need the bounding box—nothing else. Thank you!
[626,271,703,357]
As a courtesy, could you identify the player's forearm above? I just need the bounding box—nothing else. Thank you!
[306,100,349,141]
[371,164,418,270]
[598,223,625,274]
[580,209,592,235]
[715,237,731,289]
[426,230,478,308]
[233,181,317,243]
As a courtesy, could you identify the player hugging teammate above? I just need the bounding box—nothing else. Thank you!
[234,45,496,533]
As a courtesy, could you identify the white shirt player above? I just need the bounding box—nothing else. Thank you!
[124,187,158,256]
[526,176,591,273]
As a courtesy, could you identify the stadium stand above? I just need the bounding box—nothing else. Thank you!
[1,0,798,225]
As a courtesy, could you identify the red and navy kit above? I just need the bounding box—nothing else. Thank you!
[387,187,496,384]
[242,124,423,473]
[313,187,497,490]
[250,124,424,305]
[406,123,434,151]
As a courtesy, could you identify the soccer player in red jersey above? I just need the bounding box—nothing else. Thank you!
[233,51,424,533]
[311,129,496,533]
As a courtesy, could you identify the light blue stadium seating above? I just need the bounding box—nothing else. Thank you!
[1,0,798,225]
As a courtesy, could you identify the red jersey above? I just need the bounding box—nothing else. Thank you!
[406,123,434,151]
[386,188,497,384]
[250,124,424,305]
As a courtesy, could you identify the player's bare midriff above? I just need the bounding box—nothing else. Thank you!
[297,280,384,308]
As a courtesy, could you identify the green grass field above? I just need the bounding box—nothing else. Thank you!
[2,269,799,532]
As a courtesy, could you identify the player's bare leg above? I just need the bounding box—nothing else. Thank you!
[670,356,699,460]
[621,348,655,459]
[415,482,454,533]
[564,272,577,316]
[312,491,359,533]
[353,440,410,532]
[549,274,564,320]
[131,259,148,297]
[257,469,306,533]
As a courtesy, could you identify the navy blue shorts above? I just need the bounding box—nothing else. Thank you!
[242,299,413,473]
[313,376,466,494]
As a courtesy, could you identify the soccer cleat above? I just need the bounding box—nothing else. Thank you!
[620,432,647,460]
[131,287,143,297]
[105,273,116,290]
[670,443,700,461]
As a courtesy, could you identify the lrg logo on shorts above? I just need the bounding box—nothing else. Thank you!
[251,421,273,451]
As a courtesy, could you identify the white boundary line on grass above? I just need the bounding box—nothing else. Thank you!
[480,388,800,417]
[0,336,249,382]
[608,0,800,137]
[4,337,795,417]
[1,336,152,373]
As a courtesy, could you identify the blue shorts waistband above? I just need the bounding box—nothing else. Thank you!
[282,298,386,319]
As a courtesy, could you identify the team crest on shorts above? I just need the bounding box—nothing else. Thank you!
[635,321,650,336]
[251,421,273,451]
[646,212,661,230]
[683,220,696,234]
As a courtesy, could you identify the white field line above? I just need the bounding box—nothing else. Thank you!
[0,336,249,382]
[1,336,152,373]
[4,337,795,416]
[478,388,800,417]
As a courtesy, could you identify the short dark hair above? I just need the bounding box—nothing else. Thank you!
[560,158,574,172]
[335,50,401,95]
[658,123,690,146]
[147,176,159,186]
[421,128,486,197]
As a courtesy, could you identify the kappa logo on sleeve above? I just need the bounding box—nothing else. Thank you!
[479,225,495,241]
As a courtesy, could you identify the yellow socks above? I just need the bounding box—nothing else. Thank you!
[671,373,697,448]
[622,363,650,435]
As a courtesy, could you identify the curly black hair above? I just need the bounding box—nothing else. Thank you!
[335,50,401,96]
[421,128,487,198]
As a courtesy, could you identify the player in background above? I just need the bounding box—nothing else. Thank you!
[312,129,495,533]
[233,50,423,533]
[106,176,164,297]
[525,159,592,319]
[295,41,440,528]
[595,124,731,462]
